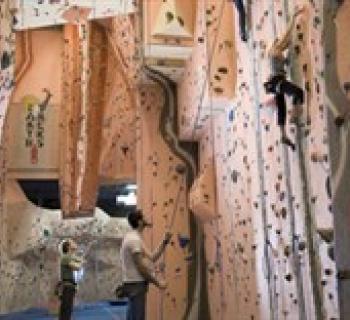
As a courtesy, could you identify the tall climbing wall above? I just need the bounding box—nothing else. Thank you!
[178,1,241,319]
[136,83,195,320]
[99,16,139,183]
[59,15,138,218]
[177,0,346,319]
[325,0,350,317]
[0,0,350,319]
[0,4,139,315]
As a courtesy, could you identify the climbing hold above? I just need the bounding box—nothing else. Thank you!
[1,51,11,70]
[231,170,238,183]
[178,234,190,249]
[328,245,335,261]
[298,241,306,251]
[283,246,291,257]
[285,274,292,282]
[318,229,334,243]
[175,164,186,174]
[326,176,332,199]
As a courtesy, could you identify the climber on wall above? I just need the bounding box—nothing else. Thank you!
[231,0,248,42]
[263,6,306,151]
[58,239,84,320]
[120,209,172,320]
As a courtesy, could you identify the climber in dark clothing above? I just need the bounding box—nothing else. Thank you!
[263,6,306,151]
[59,239,83,320]
[232,0,247,42]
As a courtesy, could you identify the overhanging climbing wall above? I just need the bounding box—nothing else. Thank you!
[0,5,139,315]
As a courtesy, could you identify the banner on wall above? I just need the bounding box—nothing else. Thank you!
[7,89,59,176]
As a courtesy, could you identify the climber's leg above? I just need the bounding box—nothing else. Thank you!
[234,0,247,42]
[276,93,295,151]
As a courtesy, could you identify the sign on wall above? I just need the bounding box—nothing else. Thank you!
[7,89,59,177]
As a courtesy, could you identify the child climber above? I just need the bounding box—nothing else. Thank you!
[264,6,306,151]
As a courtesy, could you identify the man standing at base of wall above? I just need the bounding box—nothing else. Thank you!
[121,209,172,320]
[59,239,83,320]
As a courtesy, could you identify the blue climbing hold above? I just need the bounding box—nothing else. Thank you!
[178,234,190,249]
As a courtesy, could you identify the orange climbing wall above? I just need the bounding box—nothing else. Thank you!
[1,0,350,319]
[8,29,61,178]
[99,17,138,183]
[0,8,139,315]
[136,84,192,320]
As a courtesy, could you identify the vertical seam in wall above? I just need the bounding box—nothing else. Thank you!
[249,7,275,319]
[278,3,307,320]
[284,2,325,319]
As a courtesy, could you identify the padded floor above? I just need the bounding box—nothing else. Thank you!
[0,301,127,320]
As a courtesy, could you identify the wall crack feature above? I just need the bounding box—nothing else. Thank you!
[143,66,204,320]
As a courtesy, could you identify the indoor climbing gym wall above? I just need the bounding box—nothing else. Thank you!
[0,0,139,315]
[99,16,139,184]
[177,0,346,319]
[3,178,128,313]
[324,0,350,317]
[0,0,350,319]
[178,0,239,319]
[136,84,196,320]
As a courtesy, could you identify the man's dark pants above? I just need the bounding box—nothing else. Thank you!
[59,284,76,320]
[124,282,148,320]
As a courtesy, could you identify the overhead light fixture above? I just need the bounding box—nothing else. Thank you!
[126,184,137,191]
[116,192,136,206]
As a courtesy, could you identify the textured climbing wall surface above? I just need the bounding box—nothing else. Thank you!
[60,21,107,217]
[99,16,138,183]
[14,0,136,30]
[0,0,350,319]
[178,0,235,141]
[0,6,138,315]
[144,0,195,47]
[336,0,350,92]
[59,16,138,217]
[177,0,345,319]
[136,84,192,320]
[8,29,61,177]
[1,179,128,313]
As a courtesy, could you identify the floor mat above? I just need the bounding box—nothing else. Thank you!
[0,301,127,320]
